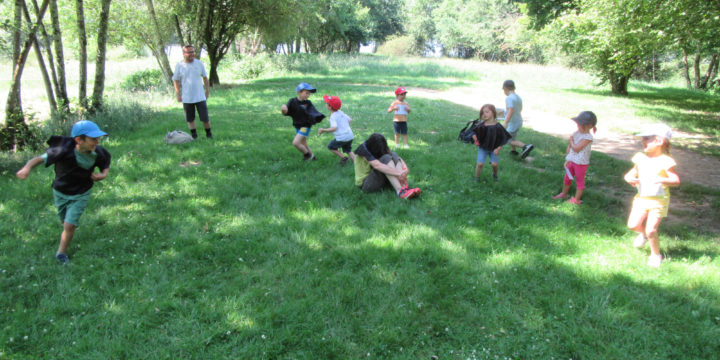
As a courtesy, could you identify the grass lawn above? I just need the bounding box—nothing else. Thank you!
[1,54,719,359]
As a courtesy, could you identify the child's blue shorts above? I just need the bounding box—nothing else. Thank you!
[295,126,311,137]
[477,147,499,164]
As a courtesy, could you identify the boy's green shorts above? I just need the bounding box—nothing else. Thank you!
[53,189,92,226]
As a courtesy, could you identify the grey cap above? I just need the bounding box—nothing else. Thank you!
[571,111,597,126]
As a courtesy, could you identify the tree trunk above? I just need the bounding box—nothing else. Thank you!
[174,14,185,45]
[609,72,629,96]
[11,0,22,71]
[693,51,701,89]
[75,0,88,110]
[49,0,69,111]
[22,1,57,112]
[682,49,691,89]
[143,0,173,87]
[207,52,222,86]
[32,0,61,108]
[699,54,719,90]
[2,0,50,151]
[90,0,111,112]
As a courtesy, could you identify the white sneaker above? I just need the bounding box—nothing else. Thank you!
[633,234,648,248]
[648,254,663,268]
[403,144,409,149]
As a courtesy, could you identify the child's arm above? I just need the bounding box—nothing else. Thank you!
[16,156,44,180]
[281,104,289,115]
[659,166,681,187]
[472,134,480,146]
[318,126,338,135]
[624,165,640,186]
[569,136,592,153]
[91,168,110,181]
[404,102,410,113]
[503,107,514,128]
[493,146,502,155]
[387,101,398,113]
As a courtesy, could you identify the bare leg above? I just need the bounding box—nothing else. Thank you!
[394,133,400,147]
[573,188,585,201]
[202,121,211,130]
[347,152,355,162]
[58,222,76,254]
[292,134,310,155]
[187,120,197,131]
[475,163,484,178]
[402,134,409,146]
[491,163,498,177]
[645,212,663,256]
[330,149,345,159]
[384,159,406,193]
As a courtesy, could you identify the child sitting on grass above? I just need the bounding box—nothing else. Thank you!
[317,95,355,165]
[623,123,680,268]
[16,120,111,264]
[281,82,325,161]
[471,104,512,182]
[387,87,411,149]
[553,111,597,204]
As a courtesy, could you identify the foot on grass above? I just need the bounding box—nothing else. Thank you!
[56,253,70,264]
[633,233,648,248]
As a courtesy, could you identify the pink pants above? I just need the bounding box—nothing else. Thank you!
[564,162,589,189]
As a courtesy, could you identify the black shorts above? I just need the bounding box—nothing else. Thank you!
[393,121,408,135]
[183,101,210,123]
[328,139,353,153]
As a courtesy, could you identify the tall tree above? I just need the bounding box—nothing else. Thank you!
[22,0,57,112]
[2,0,50,150]
[143,0,173,85]
[49,0,70,111]
[75,0,88,109]
[90,0,112,112]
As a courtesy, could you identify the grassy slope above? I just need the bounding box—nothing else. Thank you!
[1,55,719,359]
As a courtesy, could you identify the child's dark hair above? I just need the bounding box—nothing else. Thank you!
[366,133,391,159]
[479,104,497,120]
[502,80,515,90]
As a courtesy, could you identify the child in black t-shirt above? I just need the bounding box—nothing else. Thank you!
[281,82,325,161]
[16,120,111,264]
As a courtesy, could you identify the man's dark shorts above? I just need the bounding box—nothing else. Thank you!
[183,101,210,123]
[362,152,402,193]
[328,139,353,153]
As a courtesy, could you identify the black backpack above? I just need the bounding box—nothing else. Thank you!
[458,119,483,143]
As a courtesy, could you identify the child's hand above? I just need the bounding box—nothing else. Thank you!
[281,104,288,115]
[474,139,480,146]
[16,168,30,180]
[493,148,500,156]
[317,128,324,135]
[91,172,108,181]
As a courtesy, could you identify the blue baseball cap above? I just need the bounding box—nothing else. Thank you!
[296,82,317,93]
[71,120,108,138]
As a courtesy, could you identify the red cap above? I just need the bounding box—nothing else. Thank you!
[322,95,342,111]
[394,87,407,96]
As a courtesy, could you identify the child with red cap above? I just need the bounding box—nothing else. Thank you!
[387,87,411,149]
[318,95,355,165]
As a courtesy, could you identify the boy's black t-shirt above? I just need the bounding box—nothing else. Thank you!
[284,98,325,127]
[45,136,112,195]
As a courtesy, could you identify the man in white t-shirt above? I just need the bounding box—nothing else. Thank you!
[172,45,213,139]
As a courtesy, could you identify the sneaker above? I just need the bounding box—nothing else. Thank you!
[403,144,409,149]
[520,144,534,159]
[56,253,70,264]
[398,186,420,199]
[552,193,568,200]
[633,234,648,248]
[304,153,316,162]
[340,157,349,166]
[510,150,519,156]
[206,133,213,139]
[648,254,663,268]
[492,173,498,182]
[568,197,582,205]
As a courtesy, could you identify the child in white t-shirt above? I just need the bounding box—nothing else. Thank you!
[318,95,355,165]
[553,111,597,204]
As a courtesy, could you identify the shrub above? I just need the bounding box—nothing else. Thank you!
[376,35,415,57]
[121,69,167,92]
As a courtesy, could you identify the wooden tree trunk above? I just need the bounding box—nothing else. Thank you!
[174,15,185,45]
[2,0,50,151]
[699,54,719,90]
[609,72,629,96]
[143,0,173,86]
[693,51,701,89]
[49,0,69,111]
[90,0,112,112]
[682,49,692,89]
[76,0,88,110]
[32,0,61,107]
[22,1,57,112]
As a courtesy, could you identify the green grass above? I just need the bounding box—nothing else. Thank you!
[1,54,719,359]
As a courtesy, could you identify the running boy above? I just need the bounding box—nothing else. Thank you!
[281,82,326,161]
[387,87,411,149]
[16,120,111,264]
[318,95,355,165]
[624,123,680,268]
[502,80,534,159]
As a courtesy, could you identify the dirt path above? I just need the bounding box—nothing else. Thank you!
[411,87,720,190]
